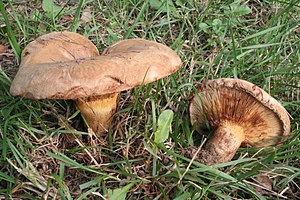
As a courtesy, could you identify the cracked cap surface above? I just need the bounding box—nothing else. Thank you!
[10,32,182,99]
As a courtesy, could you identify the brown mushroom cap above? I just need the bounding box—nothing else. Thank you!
[189,78,291,147]
[19,31,99,67]
[10,36,182,100]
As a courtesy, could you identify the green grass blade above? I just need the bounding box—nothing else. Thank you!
[0,0,21,59]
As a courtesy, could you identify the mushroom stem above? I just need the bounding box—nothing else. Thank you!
[199,124,245,165]
[76,93,119,135]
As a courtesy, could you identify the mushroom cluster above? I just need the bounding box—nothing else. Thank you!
[189,78,291,165]
[10,31,182,135]
[9,31,291,166]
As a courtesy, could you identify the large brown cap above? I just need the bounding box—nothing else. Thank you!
[10,37,182,99]
[189,78,291,147]
[19,31,99,67]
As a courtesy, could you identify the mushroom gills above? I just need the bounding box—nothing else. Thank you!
[76,93,119,134]
[189,80,288,165]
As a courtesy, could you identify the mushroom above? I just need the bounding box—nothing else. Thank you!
[189,78,291,165]
[10,31,182,134]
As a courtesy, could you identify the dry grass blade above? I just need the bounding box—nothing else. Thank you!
[6,159,58,198]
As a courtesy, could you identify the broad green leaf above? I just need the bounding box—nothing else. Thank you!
[149,0,163,10]
[223,0,251,17]
[107,183,135,200]
[149,0,177,15]
[198,22,209,33]
[42,0,62,16]
[174,192,191,200]
[154,109,174,143]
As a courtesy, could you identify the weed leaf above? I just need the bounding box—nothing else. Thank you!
[149,0,178,17]
[42,0,62,16]
[107,183,134,200]
[174,192,191,200]
[223,0,251,16]
[154,109,174,143]
[150,0,175,11]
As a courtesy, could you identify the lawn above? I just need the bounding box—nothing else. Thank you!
[0,0,299,199]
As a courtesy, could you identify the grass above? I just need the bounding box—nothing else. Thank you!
[0,0,299,199]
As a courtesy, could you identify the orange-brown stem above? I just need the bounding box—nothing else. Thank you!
[76,93,119,135]
[199,125,245,165]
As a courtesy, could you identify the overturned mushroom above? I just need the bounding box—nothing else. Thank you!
[10,31,182,134]
[188,78,291,165]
